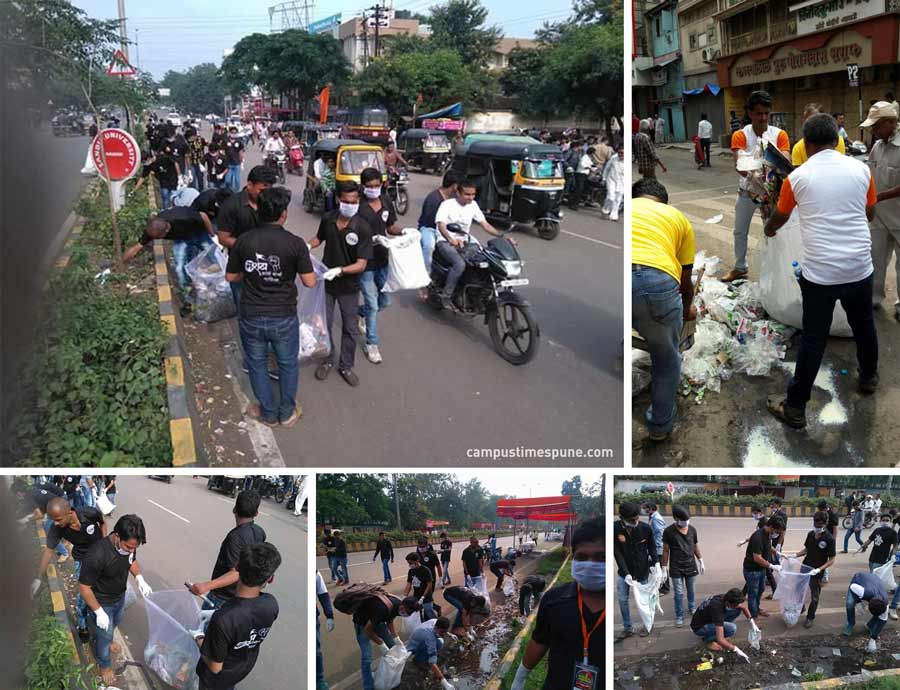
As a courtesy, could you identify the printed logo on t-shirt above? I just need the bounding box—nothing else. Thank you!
[234,627,271,651]
[86,524,96,535]
[819,541,826,549]
[874,534,884,547]
[346,232,359,246]
[244,253,283,282]
[381,210,389,222]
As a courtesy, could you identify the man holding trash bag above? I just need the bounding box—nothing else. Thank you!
[860,513,897,571]
[784,511,835,628]
[661,505,704,627]
[614,501,658,641]
[79,514,153,686]
[225,186,316,427]
[690,588,757,661]
[742,516,784,620]
[406,617,457,690]
[844,571,890,652]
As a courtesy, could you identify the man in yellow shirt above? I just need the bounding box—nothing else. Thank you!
[791,103,846,165]
[632,178,697,441]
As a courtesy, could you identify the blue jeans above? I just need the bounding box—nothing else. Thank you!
[335,557,349,582]
[73,560,88,629]
[672,575,696,621]
[172,236,213,301]
[326,554,338,581]
[317,618,329,690]
[89,595,125,669]
[445,593,464,628]
[160,186,175,209]
[419,226,439,274]
[44,517,68,557]
[632,265,683,434]
[355,622,395,690]
[693,607,740,643]
[441,561,451,586]
[226,164,241,193]
[358,267,390,346]
[744,568,766,618]
[844,528,864,551]
[239,314,300,423]
[190,163,205,191]
[617,574,648,632]
[847,589,888,639]
[79,478,95,508]
[891,585,900,611]
[380,558,392,582]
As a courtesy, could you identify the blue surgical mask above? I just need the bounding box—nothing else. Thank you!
[571,560,605,592]
[364,186,381,199]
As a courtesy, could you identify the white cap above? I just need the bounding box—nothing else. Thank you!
[860,101,899,127]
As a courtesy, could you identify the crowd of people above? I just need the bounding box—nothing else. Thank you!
[316,518,605,690]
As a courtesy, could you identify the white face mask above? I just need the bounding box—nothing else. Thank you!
[339,202,359,218]
[363,186,381,199]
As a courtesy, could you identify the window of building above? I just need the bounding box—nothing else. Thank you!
[689,33,697,50]
[655,16,661,38]
[708,26,717,46]
[698,32,707,48]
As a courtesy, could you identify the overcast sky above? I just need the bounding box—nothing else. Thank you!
[453,470,604,498]
[72,0,572,79]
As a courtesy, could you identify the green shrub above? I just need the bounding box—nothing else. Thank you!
[25,612,99,690]
[614,491,847,510]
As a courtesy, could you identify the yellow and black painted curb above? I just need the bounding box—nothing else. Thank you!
[614,504,821,518]
[51,217,84,274]
[33,520,79,662]
[148,180,201,466]
[763,665,900,689]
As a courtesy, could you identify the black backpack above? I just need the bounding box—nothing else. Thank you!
[333,583,395,616]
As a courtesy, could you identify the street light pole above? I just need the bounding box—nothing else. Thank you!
[135,28,140,71]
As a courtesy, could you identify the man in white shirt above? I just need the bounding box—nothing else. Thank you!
[433,179,507,310]
[697,114,713,168]
[264,130,285,153]
[763,113,879,429]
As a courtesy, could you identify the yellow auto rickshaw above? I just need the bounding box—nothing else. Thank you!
[302,139,387,214]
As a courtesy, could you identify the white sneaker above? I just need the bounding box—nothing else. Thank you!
[365,344,382,364]
[358,317,367,335]
[890,609,898,621]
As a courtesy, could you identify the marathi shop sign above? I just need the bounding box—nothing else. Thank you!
[793,0,886,36]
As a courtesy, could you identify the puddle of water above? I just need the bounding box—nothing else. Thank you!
[478,643,498,673]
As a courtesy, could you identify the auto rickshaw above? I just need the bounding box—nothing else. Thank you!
[206,475,246,497]
[285,122,342,156]
[302,139,387,214]
[397,128,451,173]
[448,136,566,240]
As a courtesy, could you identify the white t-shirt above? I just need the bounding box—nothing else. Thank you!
[316,572,327,595]
[435,197,486,242]
[698,120,713,139]
[779,148,874,285]
[577,153,593,174]
[265,137,285,153]
[314,158,327,179]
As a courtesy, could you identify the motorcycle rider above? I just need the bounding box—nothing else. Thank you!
[383,141,408,174]
[434,179,512,311]
[264,130,286,178]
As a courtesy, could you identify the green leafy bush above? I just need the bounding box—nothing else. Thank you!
[25,612,98,690]
[613,491,860,510]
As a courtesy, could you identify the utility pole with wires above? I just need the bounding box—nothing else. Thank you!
[134,28,140,71]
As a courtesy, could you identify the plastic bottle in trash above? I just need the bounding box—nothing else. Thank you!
[791,261,802,281]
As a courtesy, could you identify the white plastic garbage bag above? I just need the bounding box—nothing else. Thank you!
[81,147,98,175]
[172,186,200,208]
[758,212,852,337]
[503,578,515,597]
[772,556,811,627]
[471,575,491,613]
[373,642,411,690]
[96,490,115,516]
[296,256,330,360]
[632,566,664,633]
[185,244,236,323]
[873,559,897,592]
[382,229,430,292]
[397,611,422,641]
[143,590,202,690]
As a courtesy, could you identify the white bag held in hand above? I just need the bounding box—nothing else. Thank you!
[632,566,664,633]
[873,559,897,592]
[382,229,431,292]
[758,211,852,337]
[95,490,115,516]
[296,255,331,360]
[143,590,202,690]
[503,578,515,597]
[373,642,411,690]
[772,556,811,627]
[397,611,423,641]
[472,575,491,613]
[185,244,237,323]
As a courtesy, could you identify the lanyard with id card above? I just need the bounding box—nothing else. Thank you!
[572,586,605,690]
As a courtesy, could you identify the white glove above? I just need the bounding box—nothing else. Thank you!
[441,679,455,690]
[733,646,750,662]
[136,574,153,597]
[372,235,390,247]
[624,574,635,587]
[807,568,821,577]
[699,559,706,575]
[511,663,530,690]
[400,228,409,235]
[379,642,391,656]
[30,579,42,598]
[197,609,215,629]
[326,618,335,632]
[750,619,761,633]
[769,564,782,573]
[18,515,32,525]
[417,596,425,606]
[660,566,668,581]
[212,235,224,250]
[323,267,342,281]
[94,608,111,632]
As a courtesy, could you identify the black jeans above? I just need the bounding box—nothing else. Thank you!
[787,273,878,409]
[325,289,359,371]
[700,138,711,166]
[807,572,824,620]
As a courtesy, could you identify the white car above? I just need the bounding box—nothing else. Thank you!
[166,112,182,126]
[205,113,217,122]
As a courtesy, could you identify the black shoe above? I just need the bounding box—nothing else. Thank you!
[859,372,879,394]
[340,368,360,387]
[804,618,814,629]
[77,627,90,642]
[315,362,333,381]
[614,630,635,644]
[179,303,192,318]
[766,394,807,429]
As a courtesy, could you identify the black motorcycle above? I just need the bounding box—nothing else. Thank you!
[387,168,410,215]
[264,150,287,184]
[427,226,539,365]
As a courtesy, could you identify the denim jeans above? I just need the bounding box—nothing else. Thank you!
[239,314,300,423]
[358,266,390,346]
[419,226,439,274]
[226,164,241,193]
[445,593,465,628]
[355,622,395,690]
[316,618,329,690]
[891,584,900,611]
[847,589,888,639]
[160,186,175,210]
[335,557,349,582]
[786,273,878,409]
[671,575,696,620]
[519,588,535,616]
[190,163,205,191]
[73,560,88,629]
[744,568,767,618]
[326,554,338,582]
[79,478,96,508]
[693,607,740,643]
[844,528,864,551]
[435,242,466,298]
[44,517,68,557]
[632,265,683,434]
[733,191,759,272]
[378,558,392,582]
[618,574,648,632]
[89,594,125,668]
[172,236,213,302]
[441,561,451,586]
[409,634,443,663]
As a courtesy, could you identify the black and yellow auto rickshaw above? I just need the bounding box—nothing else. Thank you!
[284,122,342,156]
[302,139,387,214]
[449,137,566,240]
[397,128,452,173]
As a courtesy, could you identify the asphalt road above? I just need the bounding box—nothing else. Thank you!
[110,475,307,690]
[189,121,622,466]
[632,146,900,467]
[614,515,895,658]
[315,532,554,688]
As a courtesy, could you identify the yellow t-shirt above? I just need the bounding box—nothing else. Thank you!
[632,197,696,283]
[791,137,846,166]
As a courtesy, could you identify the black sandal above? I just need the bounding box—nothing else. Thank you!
[766,395,806,429]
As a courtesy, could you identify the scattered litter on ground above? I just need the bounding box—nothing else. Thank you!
[704,214,723,224]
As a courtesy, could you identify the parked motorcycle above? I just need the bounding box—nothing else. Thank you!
[427,225,539,365]
[387,167,410,215]
[265,150,287,184]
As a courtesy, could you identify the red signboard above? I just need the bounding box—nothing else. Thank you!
[91,129,141,181]
[423,118,465,131]
[107,49,136,77]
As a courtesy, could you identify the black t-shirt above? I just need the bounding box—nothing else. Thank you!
[357,194,397,269]
[197,593,279,690]
[417,188,446,229]
[224,138,244,165]
[690,594,728,632]
[79,537,135,605]
[407,565,433,599]
[140,207,209,246]
[802,530,836,569]
[531,583,604,690]
[218,189,261,240]
[191,188,232,217]
[461,545,485,577]
[439,539,453,563]
[62,476,81,497]
[869,526,897,565]
[420,549,441,581]
[322,535,336,555]
[226,224,314,318]
[334,538,347,558]
[826,509,840,531]
[522,575,546,594]
[491,559,514,574]
[316,212,374,295]
[47,507,104,561]
[143,154,178,189]
[662,524,699,577]
[205,152,229,183]
[168,135,189,168]
[28,483,64,512]
[352,594,401,627]
[211,522,266,600]
[444,586,478,608]
[743,528,771,572]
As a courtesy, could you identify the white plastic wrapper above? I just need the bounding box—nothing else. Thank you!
[772,557,811,627]
[503,578,515,597]
[471,575,491,613]
[143,590,202,690]
[172,187,200,207]
[185,244,236,323]
[873,559,897,592]
[397,611,423,641]
[296,256,330,360]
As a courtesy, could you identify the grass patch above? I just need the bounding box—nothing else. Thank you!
[837,678,900,690]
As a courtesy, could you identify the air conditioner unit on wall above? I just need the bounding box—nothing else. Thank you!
[701,48,719,63]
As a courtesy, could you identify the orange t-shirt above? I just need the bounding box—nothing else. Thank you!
[731,127,790,153]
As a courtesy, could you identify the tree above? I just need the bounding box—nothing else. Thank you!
[427,0,502,68]
[382,33,433,58]
[161,63,225,116]
[220,33,267,97]
[394,10,428,21]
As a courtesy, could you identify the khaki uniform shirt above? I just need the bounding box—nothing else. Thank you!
[868,128,900,231]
